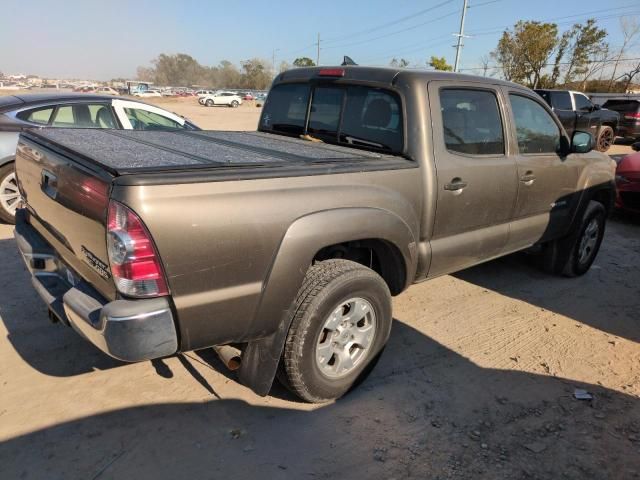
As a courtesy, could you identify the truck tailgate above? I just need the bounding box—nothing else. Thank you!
[15,135,117,300]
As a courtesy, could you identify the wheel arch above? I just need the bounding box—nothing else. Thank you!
[238,207,417,396]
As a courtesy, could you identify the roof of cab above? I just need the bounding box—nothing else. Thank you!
[273,65,523,90]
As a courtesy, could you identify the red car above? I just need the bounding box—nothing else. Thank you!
[615,144,640,213]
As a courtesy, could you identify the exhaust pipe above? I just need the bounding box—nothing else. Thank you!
[213,345,242,371]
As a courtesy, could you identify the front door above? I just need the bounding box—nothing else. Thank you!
[427,81,519,277]
[504,90,580,249]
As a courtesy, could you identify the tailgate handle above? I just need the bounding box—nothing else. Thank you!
[41,170,58,199]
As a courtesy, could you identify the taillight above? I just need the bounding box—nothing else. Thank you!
[107,200,168,297]
[318,68,345,77]
[624,112,640,120]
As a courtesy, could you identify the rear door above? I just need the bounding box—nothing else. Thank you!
[572,92,599,137]
[548,91,577,135]
[504,89,581,249]
[427,81,518,277]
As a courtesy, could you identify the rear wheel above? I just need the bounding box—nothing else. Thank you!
[230,100,239,108]
[542,200,606,277]
[280,260,392,403]
[595,126,614,152]
[205,99,214,107]
[0,163,20,224]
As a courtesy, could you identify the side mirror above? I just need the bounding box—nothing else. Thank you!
[571,131,594,154]
[632,142,640,152]
[592,103,601,111]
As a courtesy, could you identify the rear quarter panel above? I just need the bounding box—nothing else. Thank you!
[112,167,422,351]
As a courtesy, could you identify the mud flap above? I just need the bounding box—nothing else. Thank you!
[238,320,291,396]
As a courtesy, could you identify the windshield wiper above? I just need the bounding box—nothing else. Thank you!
[341,135,388,150]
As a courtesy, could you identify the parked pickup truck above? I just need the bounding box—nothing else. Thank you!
[534,89,619,152]
[14,67,616,403]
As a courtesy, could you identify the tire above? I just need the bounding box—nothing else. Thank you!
[0,162,20,224]
[542,200,606,277]
[595,125,614,152]
[280,259,392,403]
[205,99,214,107]
[230,100,239,108]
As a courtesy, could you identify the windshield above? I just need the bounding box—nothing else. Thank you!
[259,83,404,154]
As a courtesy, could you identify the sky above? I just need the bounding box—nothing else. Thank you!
[1,0,639,80]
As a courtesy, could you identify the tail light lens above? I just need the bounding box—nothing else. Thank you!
[624,112,640,120]
[107,200,168,297]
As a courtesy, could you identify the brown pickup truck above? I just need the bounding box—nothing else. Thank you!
[13,67,616,402]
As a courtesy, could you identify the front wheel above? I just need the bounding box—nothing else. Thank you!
[280,259,392,403]
[0,163,20,224]
[205,99,214,107]
[542,200,606,277]
[595,126,614,152]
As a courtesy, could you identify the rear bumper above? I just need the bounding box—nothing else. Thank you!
[14,209,178,362]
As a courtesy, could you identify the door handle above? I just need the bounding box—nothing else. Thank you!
[520,171,536,186]
[444,178,468,192]
[41,170,58,199]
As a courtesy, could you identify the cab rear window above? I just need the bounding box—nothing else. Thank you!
[260,83,404,154]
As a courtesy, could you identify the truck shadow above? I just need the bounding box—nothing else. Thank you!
[1,320,638,480]
[0,236,124,376]
[453,217,640,343]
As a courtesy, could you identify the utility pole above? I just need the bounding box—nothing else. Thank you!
[453,0,469,72]
[316,33,321,66]
[272,48,280,75]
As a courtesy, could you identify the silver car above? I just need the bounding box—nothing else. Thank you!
[0,93,200,223]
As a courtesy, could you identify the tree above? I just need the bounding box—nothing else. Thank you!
[479,55,492,77]
[240,58,273,90]
[293,57,316,67]
[491,21,558,88]
[279,60,291,73]
[389,58,409,68]
[428,56,452,71]
[550,29,573,86]
[618,61,640,92]
[562,19,608,84]
[136,66,154,82]
[608,17,640,91]
[151,53,206,86]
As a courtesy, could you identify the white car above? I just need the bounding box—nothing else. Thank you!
[96,87,118,95]
[0,94,199,223]
[196,90,216,97]
[200,91,242,108]
[134,90,162,98]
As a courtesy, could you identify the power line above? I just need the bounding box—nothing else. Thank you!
[322,0,456,44]
[460,56,640,72]
[467,4,640,36]
[323,9,460,50]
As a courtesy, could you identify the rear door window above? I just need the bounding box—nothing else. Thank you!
[550,91,572,110]
[50,104,116,128]
[439,89,505,155]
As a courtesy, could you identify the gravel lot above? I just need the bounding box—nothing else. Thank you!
[0,100,638,479]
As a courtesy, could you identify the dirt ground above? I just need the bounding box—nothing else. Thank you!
[0,98,639,480]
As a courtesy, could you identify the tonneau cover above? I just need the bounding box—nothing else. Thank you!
[23,129,400,175]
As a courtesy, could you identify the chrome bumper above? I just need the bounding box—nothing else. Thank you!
[14,209,178,362]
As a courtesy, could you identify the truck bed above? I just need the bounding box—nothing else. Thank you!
[22,129,409,177]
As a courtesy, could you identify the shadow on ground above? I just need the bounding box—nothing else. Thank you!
[1,320,639,480]
[1,218,639,479]
[454,217,640,343]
